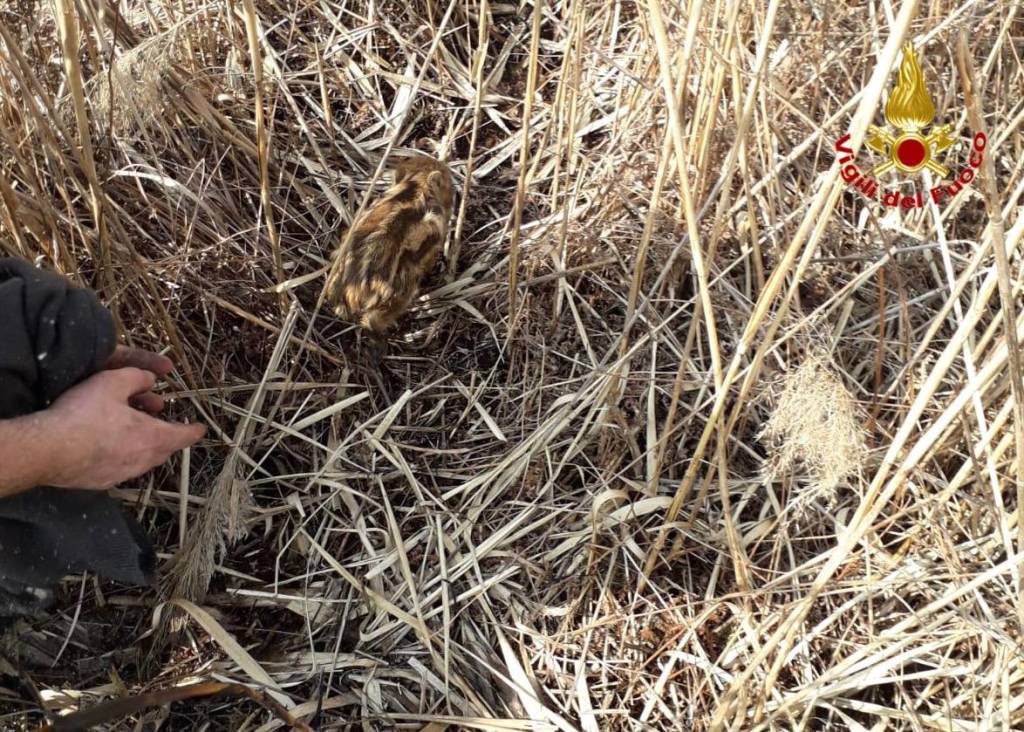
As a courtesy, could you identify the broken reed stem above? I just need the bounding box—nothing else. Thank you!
[53,0,117,303]
[641,0,727,585]
[506,0,543,338]
[656,0,723,368]
[448,0,489,273]
[240,0,285,314]
[32,681,312,732]
[606,0,703,408]
[957,30,1024,620]
[610,126,672,399]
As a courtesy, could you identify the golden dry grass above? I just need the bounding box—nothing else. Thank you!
[1,0,1024,729]
[760,350,867,505]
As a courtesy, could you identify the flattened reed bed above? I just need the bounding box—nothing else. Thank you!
[2,1,1024,729]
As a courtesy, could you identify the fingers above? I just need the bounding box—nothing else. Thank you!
[125,418,206,478]
[120,374,205,451]
[106,345,174,377]
[155,420,207,454]
[106,415,205,485]
[141,415,206,449]
[130,391,165,414]
[48,366,207,489]
[104,367,158,399]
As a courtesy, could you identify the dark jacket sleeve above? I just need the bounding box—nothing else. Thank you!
[0,257,117,417]
[0,259,154,619]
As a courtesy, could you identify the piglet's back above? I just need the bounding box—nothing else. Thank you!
[328,155,454,332]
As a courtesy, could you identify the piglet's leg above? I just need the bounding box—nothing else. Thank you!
[365,332,395,405]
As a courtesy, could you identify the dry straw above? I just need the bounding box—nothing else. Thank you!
[0,0,1023,729]
[759,350,867,505]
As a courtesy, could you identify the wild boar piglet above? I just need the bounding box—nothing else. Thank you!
[326,155,455,333]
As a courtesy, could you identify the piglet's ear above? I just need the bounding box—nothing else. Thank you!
[426,170,452,204]
[394,162,414,183]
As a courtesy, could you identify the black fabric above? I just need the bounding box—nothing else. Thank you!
[0,258,155,618]
[0,258,116,413]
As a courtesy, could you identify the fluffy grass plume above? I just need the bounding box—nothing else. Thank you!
[761,350,867,503]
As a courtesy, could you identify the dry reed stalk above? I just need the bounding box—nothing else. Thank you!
[240,0,284,314]
[505,0,542,337]
[956,30,1024,622]
[53,0,115,296]
[448,0,489,274]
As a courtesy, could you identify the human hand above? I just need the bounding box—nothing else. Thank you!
[105,344,174,376]
[40,367,206,490]
[105,345,174,412]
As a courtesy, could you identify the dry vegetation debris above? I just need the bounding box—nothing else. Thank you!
[1,0,1024,730]
[760,350,867,504]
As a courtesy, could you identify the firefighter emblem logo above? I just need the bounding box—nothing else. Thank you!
[866,43,956,177]
[834,42,987,209]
